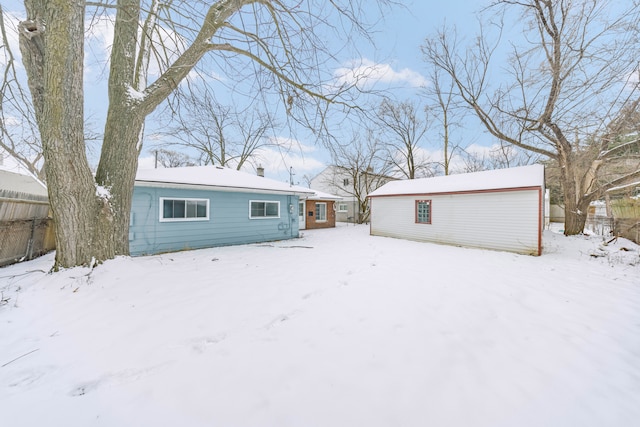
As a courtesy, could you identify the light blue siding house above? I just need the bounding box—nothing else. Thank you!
[130,166,314,256]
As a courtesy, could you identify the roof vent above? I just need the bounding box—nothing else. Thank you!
[257,165,265,177]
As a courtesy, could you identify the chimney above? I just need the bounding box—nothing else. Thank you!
[257,165,264,177]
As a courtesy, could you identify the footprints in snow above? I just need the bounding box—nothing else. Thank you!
[68,365,166,397]
[190,333,227,354]
[264,310,301,330]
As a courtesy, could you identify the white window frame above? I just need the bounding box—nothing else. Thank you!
[249,200,281,219]
[315,202,327,222]
[337,203,348,213]
[159,197,210,222]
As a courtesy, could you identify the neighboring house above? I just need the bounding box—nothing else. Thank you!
[0,169,53,266]
[0,169,48,208]
[310,165,398,223]
[368,164,545,256]
[298,189,342,230]
[130,166,315,256]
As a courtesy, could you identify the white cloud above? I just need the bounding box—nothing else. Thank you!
[2,115,20,126]
[268,137,317,154]
[624,67,640,91]
[332,58,428,90]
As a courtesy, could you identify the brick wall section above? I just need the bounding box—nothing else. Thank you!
[304,200,336,229]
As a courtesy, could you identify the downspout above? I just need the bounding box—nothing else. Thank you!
[289,195,295,238]
[538,187,543,256]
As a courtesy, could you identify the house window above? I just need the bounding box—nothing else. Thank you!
[416,200,431,224]
[337,203,348,213]
[160,197,209,222]
[315,202,327,221]
[250,200,280,219]
[343,178,349,186]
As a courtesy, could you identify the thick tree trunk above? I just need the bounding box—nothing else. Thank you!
[559,151,587,235]
[93,0,144,256]
[26,0,115,268]
[95,109,144,256]
[563,200,588,235]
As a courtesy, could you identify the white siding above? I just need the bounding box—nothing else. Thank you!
[370,189,541,255]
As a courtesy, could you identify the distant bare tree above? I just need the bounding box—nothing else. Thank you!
[375,98,435,179]
[163,87,276,170]
[329,131,394,223]
[153,148,196,168]
[423,66,465,176]
[300,174,312,188]
[459,143,537,173]
[423,0,640,235]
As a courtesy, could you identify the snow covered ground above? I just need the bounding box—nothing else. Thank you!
[1,224,639,427]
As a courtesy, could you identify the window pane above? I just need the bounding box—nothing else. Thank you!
[173,200,186,218]
[196,201,207,218]
[186,200,197,218]
[251,202,265,217]
[316,203,327,221]
[417,200,431,223]
[163,200,174,218]
[265,202,279,217]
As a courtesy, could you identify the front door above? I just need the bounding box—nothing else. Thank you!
[298,201,306,230]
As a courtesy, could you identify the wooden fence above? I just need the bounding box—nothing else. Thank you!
[614,218,640,245]
[0,189,55,267]
[0,218,55,267]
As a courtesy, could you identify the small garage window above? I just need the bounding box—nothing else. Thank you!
[160,198,209,222]
[416,200,431,224]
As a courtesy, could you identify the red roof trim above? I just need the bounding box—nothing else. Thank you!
[368,185,542,198]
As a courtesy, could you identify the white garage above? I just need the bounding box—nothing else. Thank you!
[368,164,545,255]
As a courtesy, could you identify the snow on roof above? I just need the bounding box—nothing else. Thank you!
[368,164,545,197]
[0,169,48,199]
[607,181,640,194]
[135,166,315,196]
[295,187,343,201]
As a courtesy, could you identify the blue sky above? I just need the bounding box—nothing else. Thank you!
[2,1,498,182]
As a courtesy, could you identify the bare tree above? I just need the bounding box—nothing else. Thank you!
[459,143,537,173]
[0,5,43,179]
[423,0,640,235]
[375,98,435,179]
[423,66,464,176]
[15,0,391,268]
[153,148,196,168]
[162,87,276,170]
[328,132,394,223]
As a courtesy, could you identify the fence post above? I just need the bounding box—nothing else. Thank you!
[26,218,36,260]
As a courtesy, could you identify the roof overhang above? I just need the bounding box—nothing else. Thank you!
[134,180,315,197]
